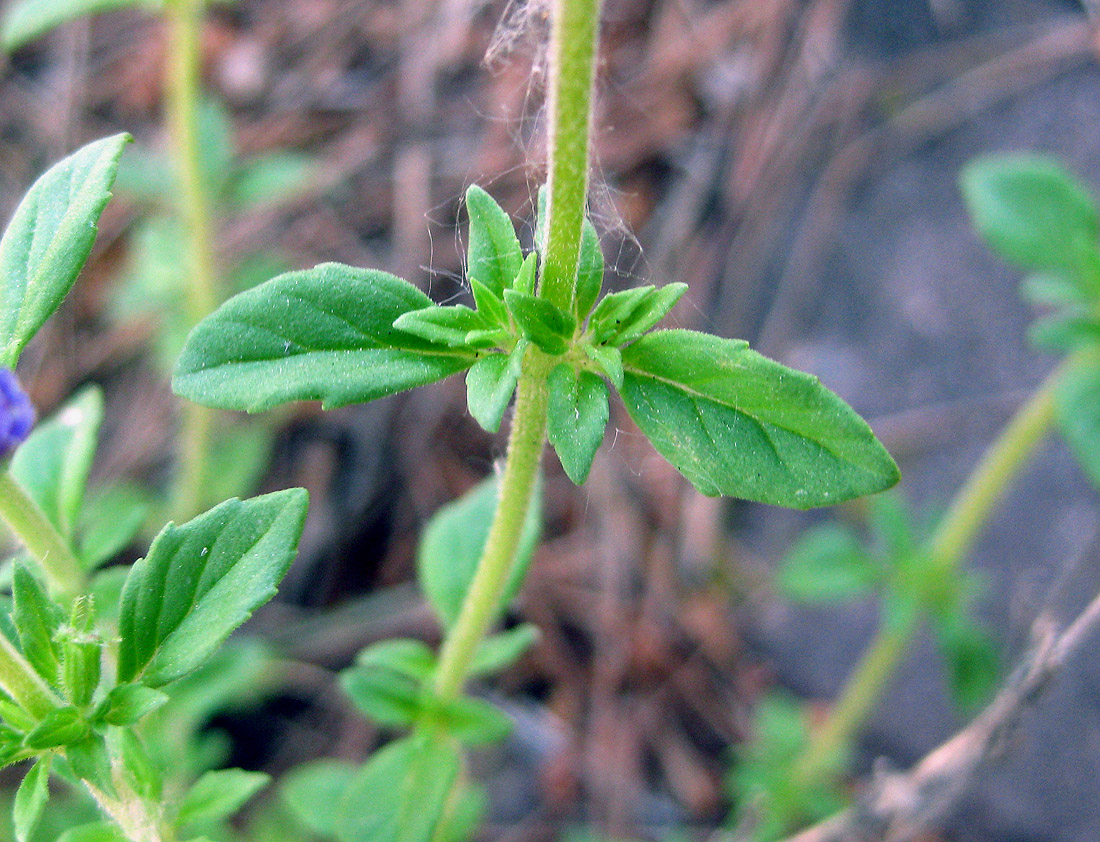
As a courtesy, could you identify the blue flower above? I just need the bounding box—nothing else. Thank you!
[0,369,35,461]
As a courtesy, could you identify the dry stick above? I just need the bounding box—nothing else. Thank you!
[784,546,1100,842]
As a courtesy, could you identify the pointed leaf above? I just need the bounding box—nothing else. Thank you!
[173,264,475,412]
[97,684,169,726]
[0,135,130,367]
[394,305,487,347]
[25,707,87,749]
[468,277,508,328]
[13,758,50,842]
[339,667,421,727]
[9,385,103,538]
[465,185,522,297]
[619,330,900,507]
[465,341,526,433]
[574,218,603,321]
[334,734,459,842]
[512,252,537,296]
[604,283,687,346]
[503,290,574,354]
[2,0,156,51]
[961,155,1100,283]
[12,563,65,686]
[435,696,512,745]
[1055,355,1100,490]
[547,364,608,484]
[469,624,539,677]
[418,475,541,628]
[56,825,128,842]
[584,343,623,389]
[176,768,270,828]
[117,489,308,687]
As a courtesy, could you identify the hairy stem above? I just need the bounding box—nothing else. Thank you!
[0,469,84,598]
[165,0,219,521]
[432,352,551,699]
[539,0,601,311]
[430,0,602,702]
[797,363,1062,780]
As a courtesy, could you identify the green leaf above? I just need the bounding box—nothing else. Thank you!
[0,134,130,368]
[196,97,235,198]
[56,824,128,842]
[25,707,88,749]
[13,757,50,842]
[2,0,157,51]
[64,734,113,792]
[229,151,313,208]
[469,623,539,676]
[1028,310,1100,354]
[619,330,900,507]
[435,696,512,745]
[574,218,603,321]
[203,423,274,511]
[465,341,526,433]
[587,286,655,343]
[78,484,152,570]
[1055,355,1100,490]
[9,386,103,539]
[436,783,486,842]
[394,305,486,347]
[465,185,523,297]
[468,277,508,328]
[503,290,575,354]
[12,564,65,686]
[173,263,475,412]
[584,343,623,389]
[355,638,437,682]
[961,155,1100,280]
[547,364,608,484]
[97,684,169,726]
[1021,272,1091,307]
[280,760,357,837]
[418,475,541,628]
[512,252,537,296]
[334,734,460,842]
[603,283,688,346]
[117,489,308,687]
[339,666,421,727]
[176,768,270,828]
[934,616,999,713]
[776,524,878,603]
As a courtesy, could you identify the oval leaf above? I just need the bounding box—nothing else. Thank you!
[0,134,130,368]
[117,489,308,687]
[2,0,156,50]
[417,475,541,628]
[281,760,358,837]
[547,364,608,485]
[173,263,474,412]
[1055,355,1100,490]
[465,185,523,297]
[619,330,900,507]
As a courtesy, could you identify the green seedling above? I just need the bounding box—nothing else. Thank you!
[0,138,309,842]
[734,154,1100,841]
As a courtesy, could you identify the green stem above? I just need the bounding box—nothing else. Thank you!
[0,469,84,598]
[432,352,551,700]
[0,633,60,719]
[430,0,602,702]
[165,0,218,521]
[797,362,1063,779]
[539,0,601,311]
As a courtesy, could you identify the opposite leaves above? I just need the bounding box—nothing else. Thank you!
[117,489,308,687]
[619,330,899,508]
[173,263,475,412]
[0,134,130,368]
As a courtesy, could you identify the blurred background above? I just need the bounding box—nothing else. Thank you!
[2,0,1100,839]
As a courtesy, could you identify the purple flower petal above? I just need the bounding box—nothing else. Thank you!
[0,369,35,461]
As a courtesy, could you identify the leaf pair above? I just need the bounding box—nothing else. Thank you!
[962,155,1100,491]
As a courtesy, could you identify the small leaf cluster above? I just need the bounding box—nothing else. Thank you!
[962,155,1100,490]
[728,694,847,842]
[777,494,999,712]
[279,474,540,842]
[0,136,312,842]
[175,185,900,508]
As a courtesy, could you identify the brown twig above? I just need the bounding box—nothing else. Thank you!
[781,554,1100,842]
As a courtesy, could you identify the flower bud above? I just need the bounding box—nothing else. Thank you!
[0,369,35,461]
